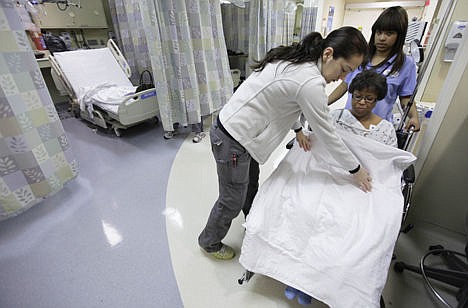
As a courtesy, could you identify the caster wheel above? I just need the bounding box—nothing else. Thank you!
[163,131,174,139]
[114,127,121,137]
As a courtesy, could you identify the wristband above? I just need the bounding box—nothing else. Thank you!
[294,127,303,133]
[349,164,360,174]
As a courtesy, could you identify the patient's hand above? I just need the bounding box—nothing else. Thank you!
[353,168,372,192]
[406,116,420,132]
[296,130,311,151]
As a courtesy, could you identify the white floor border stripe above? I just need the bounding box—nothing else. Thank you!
[165,129,329,307]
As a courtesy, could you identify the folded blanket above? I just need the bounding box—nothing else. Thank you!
[239,129,416,308]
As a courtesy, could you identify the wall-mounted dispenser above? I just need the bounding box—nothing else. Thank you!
[444,20,467,62]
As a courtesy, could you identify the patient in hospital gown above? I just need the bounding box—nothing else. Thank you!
[239,70,416,308]
[329,107,397,147]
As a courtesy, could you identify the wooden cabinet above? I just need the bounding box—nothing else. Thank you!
[32,0,107,29]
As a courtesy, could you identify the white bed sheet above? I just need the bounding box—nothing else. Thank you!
[78,83,137,114]
[239,129,416,308]
[53,48,136,114]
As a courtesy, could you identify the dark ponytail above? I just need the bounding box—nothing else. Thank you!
[250,26,368,72]
[251,32,324,72]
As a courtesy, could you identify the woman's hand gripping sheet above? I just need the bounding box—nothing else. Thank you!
[353,167,372,192]
[296,130,311,151]
[297,129,372,192]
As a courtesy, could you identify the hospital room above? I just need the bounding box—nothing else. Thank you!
[0,0,467,307]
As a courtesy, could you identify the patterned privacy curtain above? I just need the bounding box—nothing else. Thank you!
[0,1,78,220]
[283,3,296,45]
[139,0,233,132]
[300,0,319,39]
[247,0,295,76]
[221,3,250,54]
[108,0,151,84]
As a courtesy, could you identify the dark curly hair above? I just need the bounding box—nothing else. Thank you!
[251,26,368,72]
[348,70,388,100]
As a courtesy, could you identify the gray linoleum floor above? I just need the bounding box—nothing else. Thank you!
[0,117,184,308]
[0,115,466,308]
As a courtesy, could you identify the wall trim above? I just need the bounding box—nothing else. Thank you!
[345,1,425,10]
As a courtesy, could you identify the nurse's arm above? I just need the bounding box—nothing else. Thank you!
[399,96,420,131]
[328,81,348,105]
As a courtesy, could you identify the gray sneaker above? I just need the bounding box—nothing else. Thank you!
[209,244,235,260]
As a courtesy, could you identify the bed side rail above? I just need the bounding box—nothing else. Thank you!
[121,87,157,106]
[49,55,76,99]
[107,39,132,79]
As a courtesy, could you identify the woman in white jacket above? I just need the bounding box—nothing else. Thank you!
[198,26,372,260]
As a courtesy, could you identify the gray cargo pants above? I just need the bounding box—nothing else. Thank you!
[198,121,259,253]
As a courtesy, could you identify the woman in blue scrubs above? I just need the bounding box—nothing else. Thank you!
[328,6,420,131]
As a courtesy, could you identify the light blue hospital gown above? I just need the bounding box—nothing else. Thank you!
[330,109,398,147]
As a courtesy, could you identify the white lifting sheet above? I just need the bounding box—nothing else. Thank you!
[240,129,416,308]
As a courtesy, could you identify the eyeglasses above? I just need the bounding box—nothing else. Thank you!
[352,93,377,104]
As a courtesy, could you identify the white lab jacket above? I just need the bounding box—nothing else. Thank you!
[219,60,359,171]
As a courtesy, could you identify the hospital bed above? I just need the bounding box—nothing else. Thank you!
[49,40,159,136]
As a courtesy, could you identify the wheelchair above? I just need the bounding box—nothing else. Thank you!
[238,123,417,308]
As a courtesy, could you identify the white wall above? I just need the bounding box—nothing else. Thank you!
[409,28,468,235]
[340,1,426,41]
[320,0,345,34]
[420,0,468,102]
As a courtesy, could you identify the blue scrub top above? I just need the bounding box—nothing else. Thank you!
[344,54,417,122]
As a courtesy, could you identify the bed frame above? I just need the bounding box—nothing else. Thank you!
[49,40,159,136]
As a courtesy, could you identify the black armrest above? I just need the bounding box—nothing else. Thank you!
[403,165,415,184]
